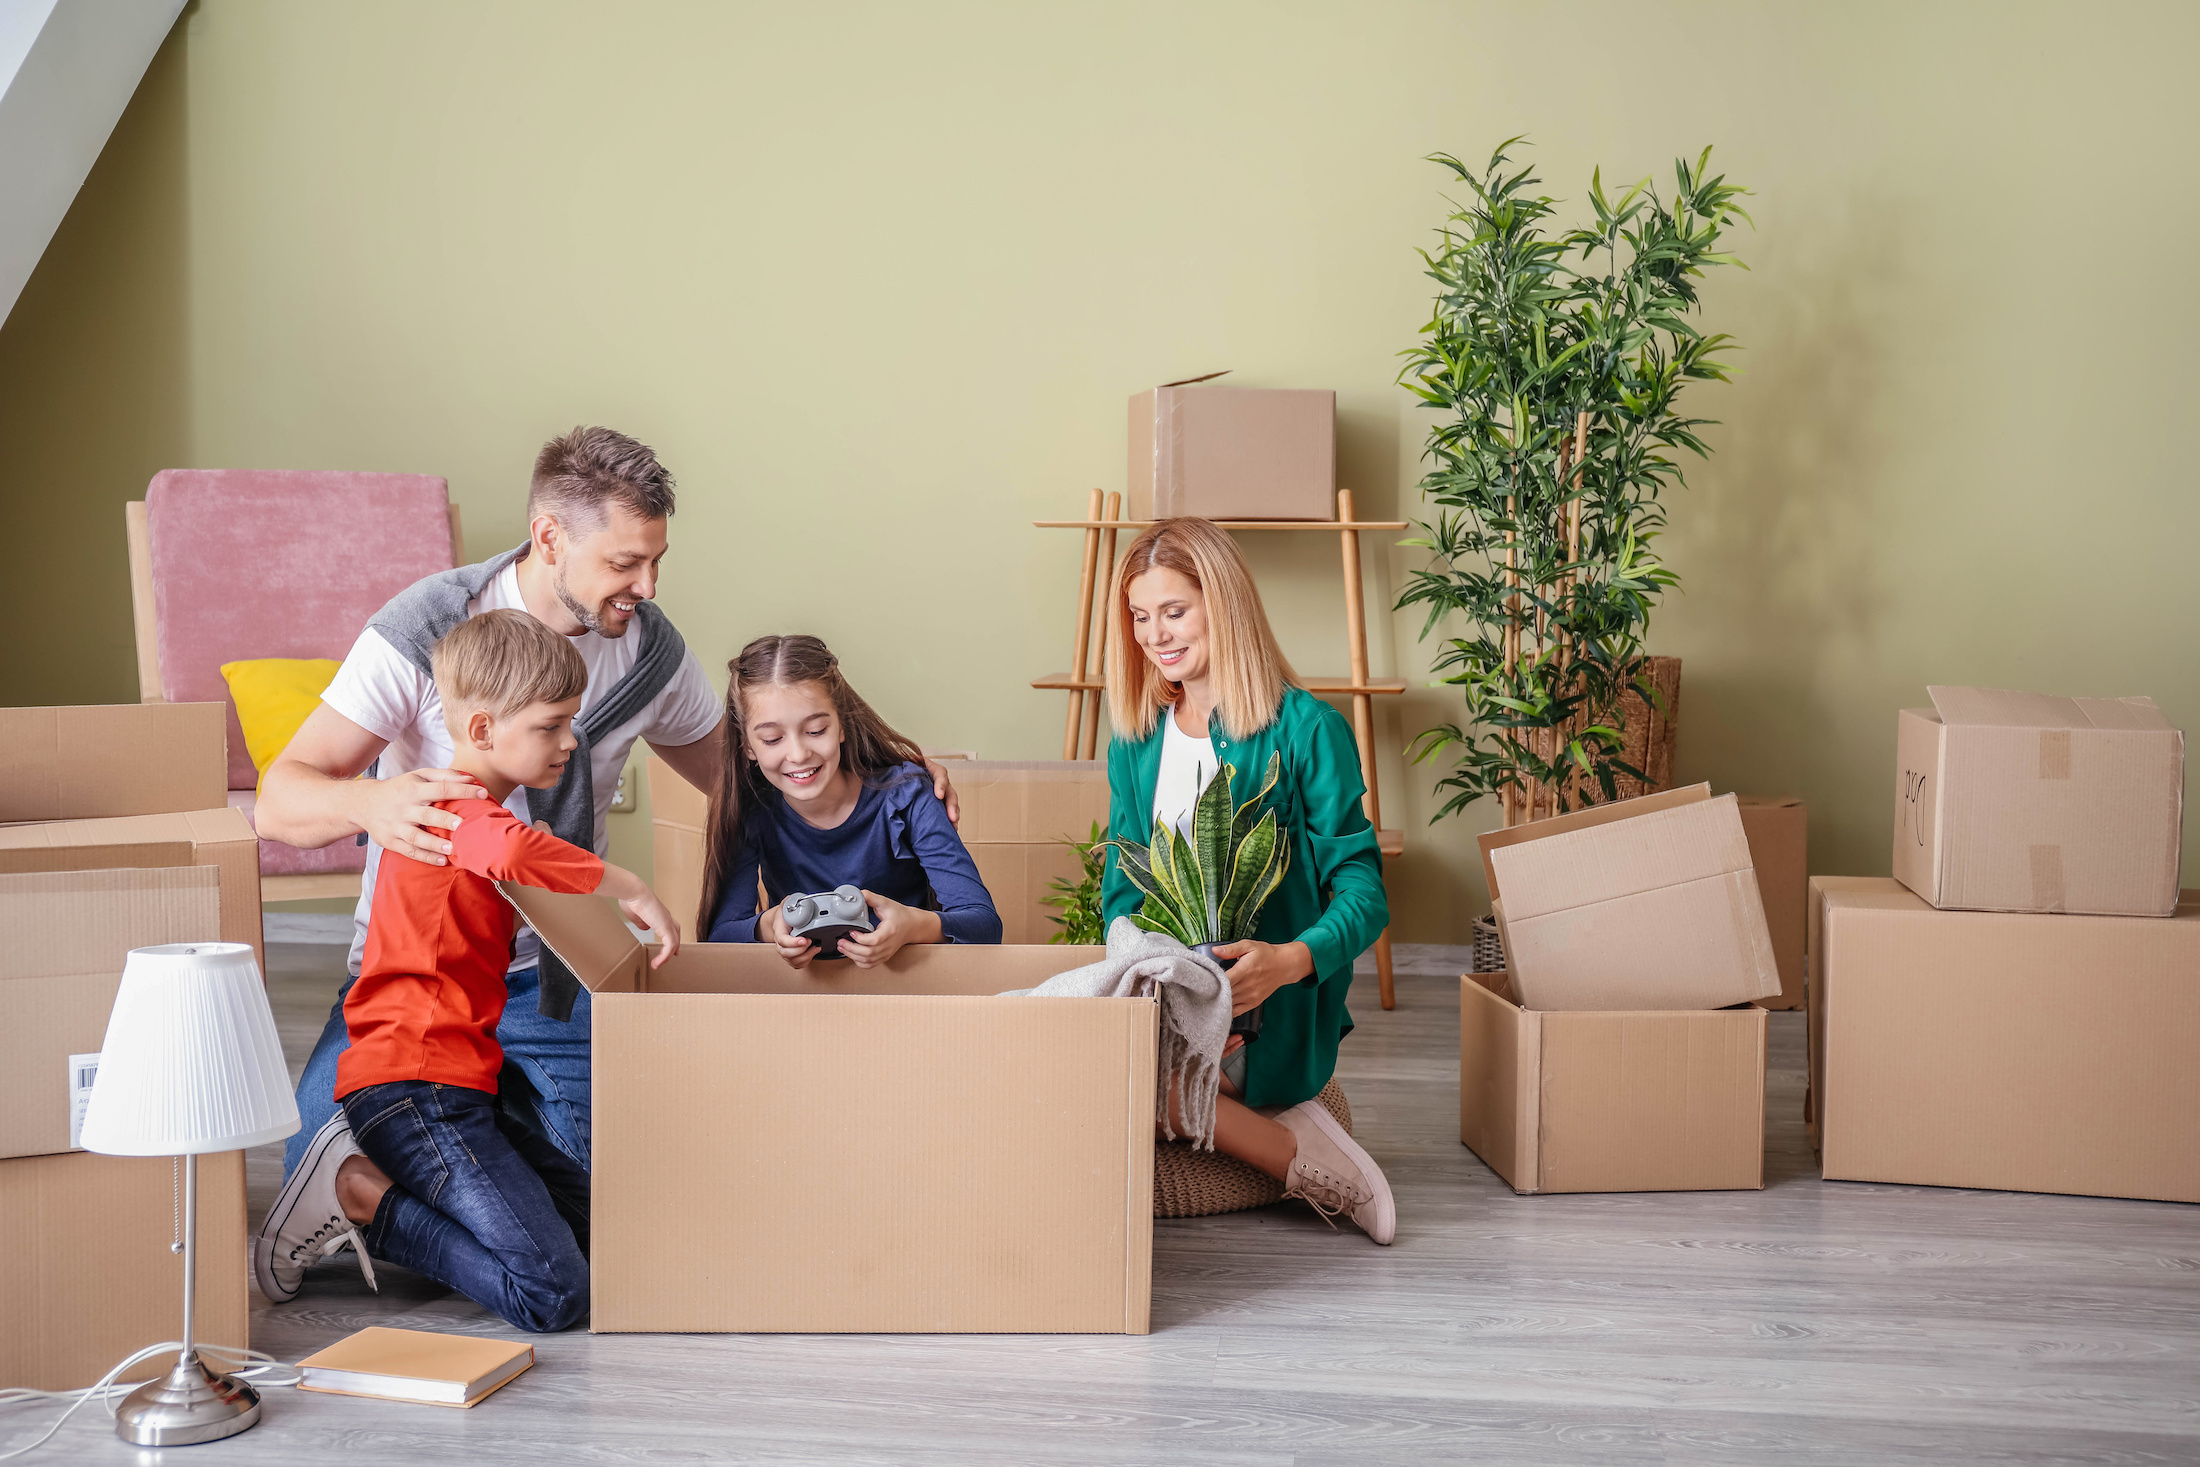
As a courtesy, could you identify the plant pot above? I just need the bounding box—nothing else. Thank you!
[1471,915,1506,974]
[1192,942,1262,1040]
[1513,655,1683,823]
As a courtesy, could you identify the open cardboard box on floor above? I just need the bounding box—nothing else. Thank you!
[648,756,1110,946]
[1808,877,2200,1204]
[1459,971,1765,1194]
[1894,686,2184,917]
[0,1148,248,1391]
[1478,785,1782,1011]
[502,882,1154,1334]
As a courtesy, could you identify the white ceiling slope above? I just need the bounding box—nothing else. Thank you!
[0,0,185,329]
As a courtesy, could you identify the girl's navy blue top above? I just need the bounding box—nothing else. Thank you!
[705,762,1002,946]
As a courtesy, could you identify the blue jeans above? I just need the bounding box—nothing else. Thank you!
[341,1079,590,1333]
[283,966,595,1184]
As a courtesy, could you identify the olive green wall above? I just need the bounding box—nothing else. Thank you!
[5,1,2194,936]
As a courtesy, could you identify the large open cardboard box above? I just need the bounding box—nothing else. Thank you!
[504,883,1155,1333]
[1893,686,2183,916]
[1478,785,1781,1011]
[1459,972,1765,1193]
[1808,877,2200,1203]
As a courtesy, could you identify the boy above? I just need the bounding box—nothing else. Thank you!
[321,609,679,1332]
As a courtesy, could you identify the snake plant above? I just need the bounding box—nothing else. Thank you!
[1107,752,1288,947]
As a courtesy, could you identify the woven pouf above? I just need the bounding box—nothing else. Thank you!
[1153,1078,1353,1219]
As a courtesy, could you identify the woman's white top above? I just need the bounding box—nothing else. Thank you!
[1151,703,1219,839]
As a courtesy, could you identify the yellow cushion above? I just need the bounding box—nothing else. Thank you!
[219,657,342,788]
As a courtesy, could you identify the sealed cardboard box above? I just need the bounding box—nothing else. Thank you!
[649,758,1110,946]
[0,1148,248,1390]
[1893,685,2183,916]
[0,807,262,965]
[1458,972,1765,1193]
[0,867,224,1160]
[1808,877,2200,1203]
[1128,378,1336,521]
[1738,796,1808,1010]
[504,883,1153,1334]
[0,701,228,825]
[1478,785,1781,1011]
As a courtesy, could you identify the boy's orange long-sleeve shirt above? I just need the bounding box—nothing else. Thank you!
[336,798,605,1100]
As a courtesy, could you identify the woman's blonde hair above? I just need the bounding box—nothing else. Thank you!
[1105,518,1297,742]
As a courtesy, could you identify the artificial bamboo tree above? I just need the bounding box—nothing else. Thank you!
[1398,139,1750,826]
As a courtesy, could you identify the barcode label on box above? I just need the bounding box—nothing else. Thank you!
[68,1053,100,1150]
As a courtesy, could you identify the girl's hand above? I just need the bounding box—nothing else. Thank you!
[838,890,944,969]
[757,903,818,970]
[1209,939,1313,1016]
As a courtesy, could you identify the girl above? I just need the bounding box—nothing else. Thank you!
[1102,518,1395,1243]
[702,635,1000,965]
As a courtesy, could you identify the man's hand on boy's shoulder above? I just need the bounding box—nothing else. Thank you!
[368,767,493,867]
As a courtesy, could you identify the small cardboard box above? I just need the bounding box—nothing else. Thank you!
[0,1148,248,1390]
[0,807,263,965]
[1807,877,2200,1204]
[1893,685,2184,916]
[0,702,228,824]
[1478,785,1781,1011]
[0,867,225,1160]
[648,758,1111,946]
[1738,797,1808,1010]
[1128,378,1336,521]
[955,761,1110,944]
[1458,972,1765,1194]
[504,883,1155,1333]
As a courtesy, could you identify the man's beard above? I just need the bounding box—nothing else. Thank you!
[554,564,626,638]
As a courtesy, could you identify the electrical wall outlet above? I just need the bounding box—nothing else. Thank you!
[610,768,634,813]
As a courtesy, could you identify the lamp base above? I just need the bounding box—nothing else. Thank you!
[114,1353,262,1446]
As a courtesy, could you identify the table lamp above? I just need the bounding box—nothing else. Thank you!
[79,942,301,1447]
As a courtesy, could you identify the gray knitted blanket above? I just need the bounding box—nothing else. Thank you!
[1006,917,1231,1148]
[365,544,687,1020]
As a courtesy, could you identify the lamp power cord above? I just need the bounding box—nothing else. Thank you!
[0,1342,301,1461]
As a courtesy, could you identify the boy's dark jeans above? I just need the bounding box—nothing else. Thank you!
[341,1079,591,1333]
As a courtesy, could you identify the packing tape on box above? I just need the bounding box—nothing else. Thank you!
[2029,844,2066,912]
[2037,728,2073,780]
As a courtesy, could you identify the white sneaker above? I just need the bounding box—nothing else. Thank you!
[251,1115,380,1301]
[1277,1099,1397,1245]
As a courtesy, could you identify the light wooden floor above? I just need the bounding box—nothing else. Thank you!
[31,940,2199,1465]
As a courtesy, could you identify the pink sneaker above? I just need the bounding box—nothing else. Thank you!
[1276,1099,1396,1245]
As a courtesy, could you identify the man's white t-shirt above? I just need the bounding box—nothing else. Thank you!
[321,563,722,977]
[1151,702,1218,840]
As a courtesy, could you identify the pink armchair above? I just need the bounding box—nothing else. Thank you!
[125,470,463,901]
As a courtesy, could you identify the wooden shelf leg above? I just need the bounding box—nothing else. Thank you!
[1080,492,1122,760]
[1337,489,1397,1010]
[1375,931,1395,1012]
[1064,487,1103,759]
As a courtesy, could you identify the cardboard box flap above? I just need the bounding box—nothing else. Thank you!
[1486,789,1748,922]
[0,867,223,981]
[0,703,228,824]
[1476,784,1710,904]
[1927,685,2171,732]
[0,806,256,855]
[498,884,648,993]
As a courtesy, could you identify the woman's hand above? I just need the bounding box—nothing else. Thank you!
[757,903,818,970]
[1209,939,1314,1016]
[838,890,944,969]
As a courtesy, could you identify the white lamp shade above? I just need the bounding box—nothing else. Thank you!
[80,943,302,1156]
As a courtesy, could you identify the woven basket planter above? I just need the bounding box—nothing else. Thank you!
[1471,915,1505,974]
[1153,1078,1353,1219]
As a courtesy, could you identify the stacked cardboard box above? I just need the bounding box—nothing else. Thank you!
[1460,785,1780,1193]
[1128,376,1336,521]
[0,702,256,1389]
[648,757,1109,946]
[504,882,1149,1333]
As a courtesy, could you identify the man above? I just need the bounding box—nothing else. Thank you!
[251,425,951,1302]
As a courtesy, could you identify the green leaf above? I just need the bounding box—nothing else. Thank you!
[1217,808,1283,941]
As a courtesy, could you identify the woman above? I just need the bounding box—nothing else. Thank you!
[1101,517,1395,1244]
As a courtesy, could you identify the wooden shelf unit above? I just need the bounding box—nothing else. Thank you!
[1034,488,1406,1009]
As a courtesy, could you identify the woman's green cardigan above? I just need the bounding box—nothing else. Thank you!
[1101,685,1389,1109]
